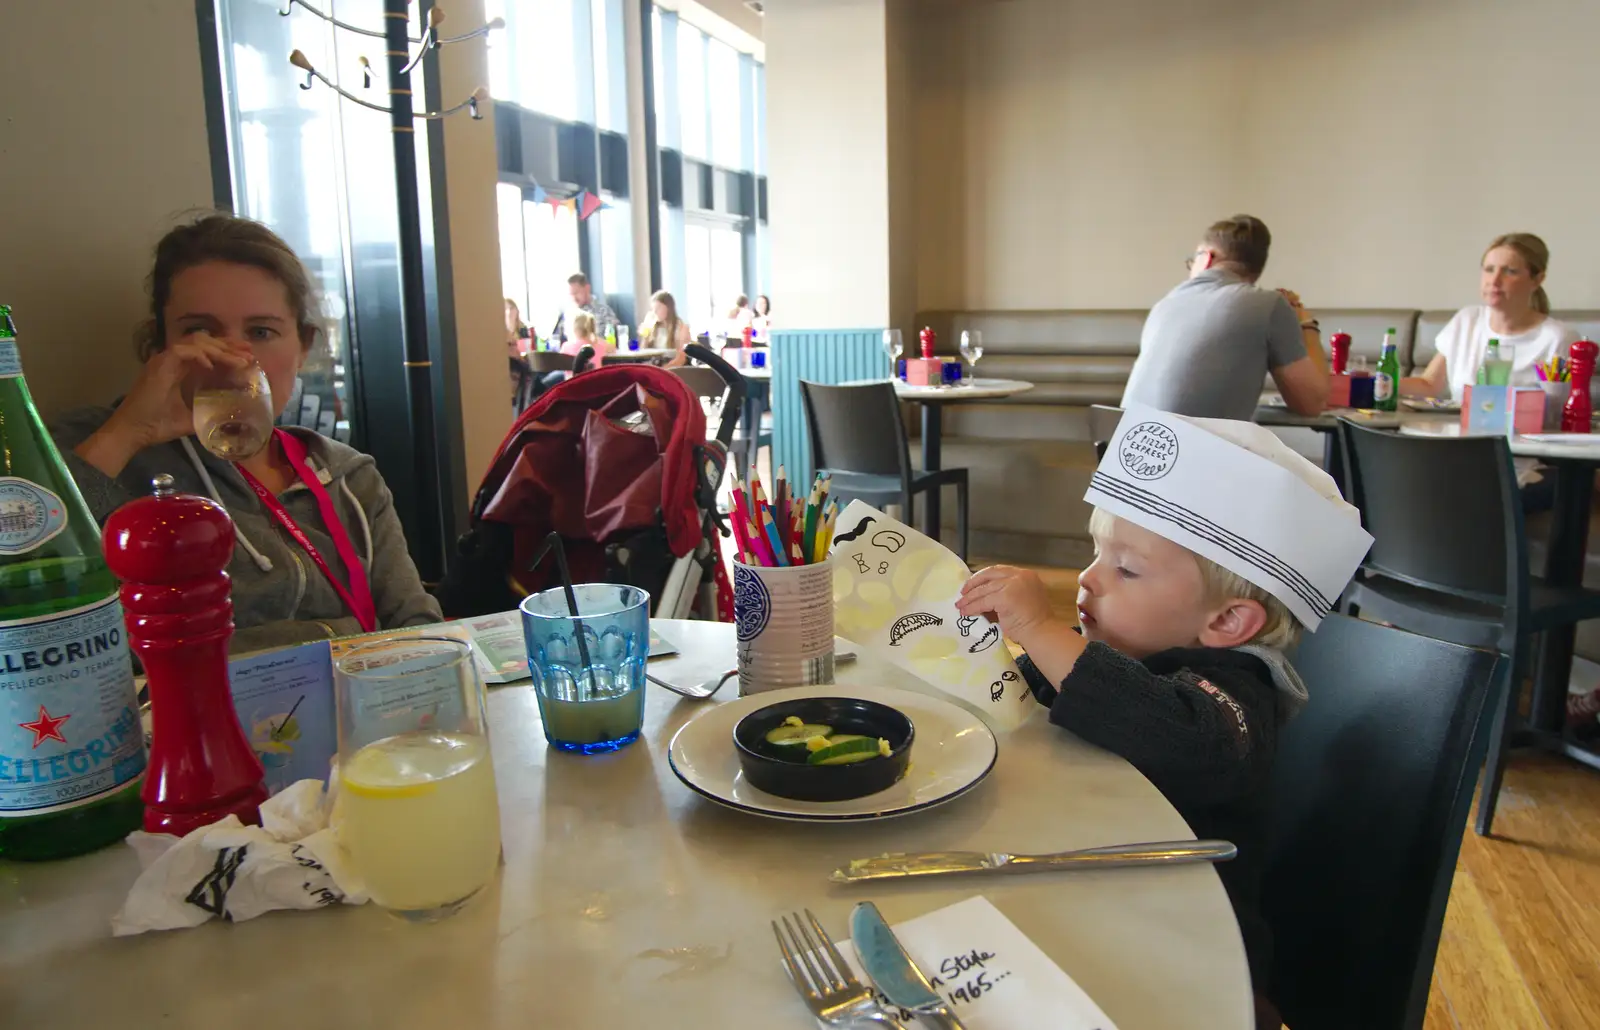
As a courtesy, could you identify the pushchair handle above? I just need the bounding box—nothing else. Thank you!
[684,343,747,446]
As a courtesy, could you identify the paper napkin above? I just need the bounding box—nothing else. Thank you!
[829,501,1034,730]
[819,896,1117,1030]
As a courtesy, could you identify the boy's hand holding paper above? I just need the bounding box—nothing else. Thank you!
[829,501,1034,731]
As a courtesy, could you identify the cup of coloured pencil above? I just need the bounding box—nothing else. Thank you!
[729,467,839,695]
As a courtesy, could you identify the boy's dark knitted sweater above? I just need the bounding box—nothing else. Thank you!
[1017,641,1285,987]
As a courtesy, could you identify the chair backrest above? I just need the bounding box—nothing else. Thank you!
[799,380,911,480]
[1266,615,1500,1030]
[1338,419,1526,606]
[669,365,727,403]
[528,351,575,374]
[1088,404,1122,460]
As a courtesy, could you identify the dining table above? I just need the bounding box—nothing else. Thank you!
[1,619,1252,1030]
[843,376,1036,541]
[1257,398,1600,772]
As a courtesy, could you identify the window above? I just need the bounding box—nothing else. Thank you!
[598,197,633,324]
[217,0,355,441]
[684,222,711,331]
[498,185,581,339]
[708,38,742,169]
[710,226,744,322]
[514,0,578,120]
[522,200,582,337]
[676,20,707,160]
[497,183,529,317]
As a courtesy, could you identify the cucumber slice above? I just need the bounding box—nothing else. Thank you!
[765,721,833,746]
[807,736,892,766]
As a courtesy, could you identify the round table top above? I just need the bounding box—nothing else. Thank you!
[1,620,1250,1030]
[1397,419,1600,462]
[843,377,1036,402]
[605,347,677,361]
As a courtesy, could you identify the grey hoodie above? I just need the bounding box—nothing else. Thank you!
[51,408,442,654]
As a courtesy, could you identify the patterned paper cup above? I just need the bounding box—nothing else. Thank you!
[734,558,836,695]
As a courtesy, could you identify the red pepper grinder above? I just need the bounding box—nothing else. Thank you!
[104,474,266,836]
[1562,339,1598,433]
[1329,331,1352,376]
[919,326,937,359]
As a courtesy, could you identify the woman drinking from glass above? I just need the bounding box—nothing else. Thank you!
[53,214,442,652]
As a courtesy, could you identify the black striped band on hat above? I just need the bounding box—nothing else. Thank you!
[1089,471,1333,619]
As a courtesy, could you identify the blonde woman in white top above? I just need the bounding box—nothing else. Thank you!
[1403,233,1579,401]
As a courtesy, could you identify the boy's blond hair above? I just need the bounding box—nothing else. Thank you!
[1089,508,1300,650]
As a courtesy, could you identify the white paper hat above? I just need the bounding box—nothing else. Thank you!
[1085,404,1373,629]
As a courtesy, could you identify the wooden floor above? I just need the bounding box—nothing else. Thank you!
[1014,563,1600,1028]
[1425,754,1600,1029]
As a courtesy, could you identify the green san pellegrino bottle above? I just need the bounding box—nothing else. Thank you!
[0,304,146,859]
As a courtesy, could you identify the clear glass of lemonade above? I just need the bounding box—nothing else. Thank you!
[332,637,501,922]
[519,584,650,754]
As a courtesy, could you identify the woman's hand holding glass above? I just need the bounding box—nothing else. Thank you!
[75,333,256,477]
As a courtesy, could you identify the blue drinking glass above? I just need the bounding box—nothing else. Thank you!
[751,349,768,368]
[519,584,650,754]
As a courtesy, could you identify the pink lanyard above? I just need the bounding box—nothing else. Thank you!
[235,429,378,633]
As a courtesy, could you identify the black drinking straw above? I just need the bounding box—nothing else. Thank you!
[528,532,597,686]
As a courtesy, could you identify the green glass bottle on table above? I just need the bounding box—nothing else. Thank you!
[1477,338,1511,387]
[0,305,146,860]
[1373,327,1400,412]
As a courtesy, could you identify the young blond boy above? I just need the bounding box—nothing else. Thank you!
[957,407,1371,1027]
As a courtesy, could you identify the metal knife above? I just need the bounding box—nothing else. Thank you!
[851,901,968,1030]
[830,838,1237,884]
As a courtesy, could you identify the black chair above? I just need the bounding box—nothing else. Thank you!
[799,380,969,559]
[1088,403,1122,461]
[1266,614,1500,1030]
[1337,419,1600,834]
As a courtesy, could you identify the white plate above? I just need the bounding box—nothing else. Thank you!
[667,684,999,822]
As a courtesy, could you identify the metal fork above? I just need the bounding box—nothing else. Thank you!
[773,909,907,1028]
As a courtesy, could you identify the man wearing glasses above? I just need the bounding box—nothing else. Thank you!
[1122,215,1328,419]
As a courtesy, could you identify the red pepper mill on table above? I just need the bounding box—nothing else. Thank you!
[1562,339,1598,434]
[103,474,266,835]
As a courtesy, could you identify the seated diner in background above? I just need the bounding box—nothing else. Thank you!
[1122,215,1328,420]
[51,213,442,654]
[1401,232,1579,400]
[560,311,612,360]
[641,289,694,368]
[552,271,618,345]
[752,293,773,339]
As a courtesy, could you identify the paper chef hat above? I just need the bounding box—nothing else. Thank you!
[1085,404,1374,630]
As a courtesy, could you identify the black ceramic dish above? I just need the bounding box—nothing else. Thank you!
[733,697,915,802]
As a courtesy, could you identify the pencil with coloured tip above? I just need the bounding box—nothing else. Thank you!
[801,477,822,564]
[789,534,806,566]
[745,519,774,566]
[775,465,790,550]
[759,506,789,566]
[816,502,838,563]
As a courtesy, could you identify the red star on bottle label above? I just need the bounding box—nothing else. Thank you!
[18,704,71,748]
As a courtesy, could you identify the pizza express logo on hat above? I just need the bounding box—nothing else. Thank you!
[1118,421,1179,480]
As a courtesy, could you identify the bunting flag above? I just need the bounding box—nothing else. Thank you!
[528,179,607,221]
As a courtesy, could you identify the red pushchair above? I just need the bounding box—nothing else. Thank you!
[437,344,746,621]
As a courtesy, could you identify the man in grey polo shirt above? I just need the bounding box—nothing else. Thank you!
[1123,215,1328,419]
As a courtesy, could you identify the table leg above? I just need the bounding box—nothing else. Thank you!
[739,384,766,475]
[922,404,943,540]
[1531,462,1596,737]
